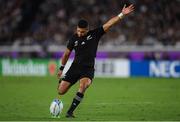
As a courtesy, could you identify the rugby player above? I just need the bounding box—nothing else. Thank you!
[57,4,134,118]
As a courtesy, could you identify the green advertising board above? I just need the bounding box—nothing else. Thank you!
[0,59,60,76]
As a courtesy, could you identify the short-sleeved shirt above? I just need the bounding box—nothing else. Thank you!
[67,26,105,67]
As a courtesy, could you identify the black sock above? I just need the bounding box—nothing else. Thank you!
[67,92,84,114]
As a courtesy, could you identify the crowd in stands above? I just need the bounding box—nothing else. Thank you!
[0,0,180,47]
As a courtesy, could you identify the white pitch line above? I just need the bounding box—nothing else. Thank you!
[63,101,154,105]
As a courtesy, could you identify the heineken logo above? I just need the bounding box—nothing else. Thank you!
[48,61,57,76]
[2,59,47,76]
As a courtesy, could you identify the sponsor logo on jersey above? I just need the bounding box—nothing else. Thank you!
[74,41,78,46]
[81,41,85,45]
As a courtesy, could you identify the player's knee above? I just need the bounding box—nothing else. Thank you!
[58,90,65,95]
[80,82,91,91]
[57,87,66,95]
[79,83,85,90]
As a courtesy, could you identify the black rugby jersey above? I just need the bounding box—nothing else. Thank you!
[67,26,105,67]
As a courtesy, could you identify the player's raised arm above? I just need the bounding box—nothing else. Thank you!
[103,4,135,32]
[57,48,72,78]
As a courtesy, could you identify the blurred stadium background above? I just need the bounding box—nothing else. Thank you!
[0,0,180,121]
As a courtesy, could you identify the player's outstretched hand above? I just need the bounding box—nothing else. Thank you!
[57,70,63,79]
[122,4,135,15]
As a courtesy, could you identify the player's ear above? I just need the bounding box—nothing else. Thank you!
[85,28,89,32]
[76,26,79,31]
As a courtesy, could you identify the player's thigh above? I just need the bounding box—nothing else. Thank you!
[79,67,94,87]
[63,63,80,85]
[58,80,71,95]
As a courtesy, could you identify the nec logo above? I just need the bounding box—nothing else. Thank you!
[150,61,180,78]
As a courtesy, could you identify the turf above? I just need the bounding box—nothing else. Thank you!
[0,76,180,121]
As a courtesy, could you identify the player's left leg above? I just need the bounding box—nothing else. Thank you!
[57,80,71,95]
[66,77,92,118]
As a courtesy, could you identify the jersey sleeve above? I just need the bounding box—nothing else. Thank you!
[93,26,105,38]
[66,37,74,51]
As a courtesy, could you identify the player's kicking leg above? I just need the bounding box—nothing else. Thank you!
[57,80,71,95]
[66,77,92,118]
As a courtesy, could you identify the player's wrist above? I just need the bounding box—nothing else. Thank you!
[118,13,124,19]
[59,65,65,71]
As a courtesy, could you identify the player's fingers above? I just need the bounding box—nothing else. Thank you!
[57,72,61,78]
[128,4,133,10]
[129,4,135,9]
[129,7,134,12]
[130,9,135,12]
[130,6,135,10]
[123,4,126,9]
[129,4,134,8]
[131,6,135,10]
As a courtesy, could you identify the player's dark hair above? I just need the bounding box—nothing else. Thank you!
[78,19,88,28]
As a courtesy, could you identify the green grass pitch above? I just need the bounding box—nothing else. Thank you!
[0,76,180,121]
